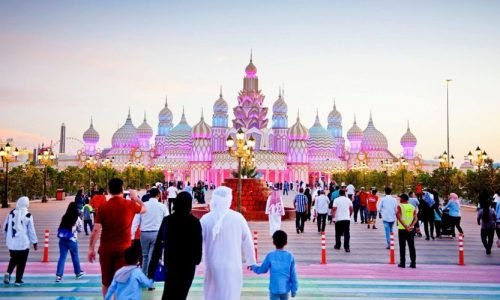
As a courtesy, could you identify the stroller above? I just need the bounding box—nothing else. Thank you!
[440,208,455,237]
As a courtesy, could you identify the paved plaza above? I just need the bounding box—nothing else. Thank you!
[1,191,499,298]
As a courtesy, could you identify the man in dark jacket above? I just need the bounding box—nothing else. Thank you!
[148,191,202,299]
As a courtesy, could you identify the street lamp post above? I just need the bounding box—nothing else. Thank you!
[380,159,393,187]
[446,79,452,168]
[438,150,455,196]
[398,156,409,193]
[226,128,255,213]
[85,155,98,193]
[0,143,19,208]
[38,148,55,203]
[467,146,488,200]
[101,157,114,184]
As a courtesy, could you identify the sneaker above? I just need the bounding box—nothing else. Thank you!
[486,249,492,255]
[398,264,405,268]
[14,280,24,286]
[409,264,416,268]
[56,276,62,282]
[345,249,350,253]
[372,226,377,229]
[385,246,390,250]
[76,272,85,279]
[3,273,10,284]
[367,225,370,229]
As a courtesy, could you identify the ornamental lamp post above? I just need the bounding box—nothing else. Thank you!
[438,150,455,196]
[226,128,255,213]
[84,155,98,193]
[0,143,19,208]
[38,148,56,203]
[380,159,393,187]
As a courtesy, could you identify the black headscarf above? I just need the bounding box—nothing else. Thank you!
[173,191,193,214]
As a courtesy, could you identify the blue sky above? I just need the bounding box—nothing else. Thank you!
[0,1,499,162]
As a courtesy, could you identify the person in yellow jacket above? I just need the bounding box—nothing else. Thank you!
[396,193,418,268]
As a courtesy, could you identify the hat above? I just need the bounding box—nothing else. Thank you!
[341,182,346,187]
[360,187,365,190]
[399,193,409,201]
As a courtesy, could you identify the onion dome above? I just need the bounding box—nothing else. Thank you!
[272,88,288,114]
[361,112,388,151]
[308,111,334,150]
[166,107,192,148]
[245,50,257,76]
[112,110,138,148]
[213,87,228,114]
[83,117,99,144]
[327,99,342,124]
[137,112,153,140]
[192,110,212,139]
[400,121,417,147]
[347,115,363,142]
[159,96,174,124]
[288,112,309,140]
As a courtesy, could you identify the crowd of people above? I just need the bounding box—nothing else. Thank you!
[2,178,500,299]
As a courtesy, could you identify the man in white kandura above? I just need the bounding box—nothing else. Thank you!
[265,187,285,236]
[200,186,256,300]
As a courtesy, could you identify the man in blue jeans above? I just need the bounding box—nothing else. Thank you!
[378,187,397,249]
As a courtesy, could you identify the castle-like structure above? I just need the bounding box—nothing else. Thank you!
[82,57,421,185]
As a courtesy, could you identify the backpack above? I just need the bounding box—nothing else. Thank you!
[423,192,435,208]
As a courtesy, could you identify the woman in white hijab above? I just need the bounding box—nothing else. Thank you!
[200,186,256,300]
[265,188,285,236]
[3,196,38,286]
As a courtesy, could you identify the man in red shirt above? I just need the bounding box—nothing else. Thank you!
[89,188,107,213]
[359,187,369,224]
[88,178,146,297]
[366,188,379,229]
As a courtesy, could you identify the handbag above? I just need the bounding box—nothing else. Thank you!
[57,227,74,240]
[153,223,167,282]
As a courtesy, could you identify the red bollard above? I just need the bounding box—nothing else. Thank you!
[42,230,49,263]
[253,231,258,263]
[458,233,465,266]
[389,231,395,264]
[321,232,327,264]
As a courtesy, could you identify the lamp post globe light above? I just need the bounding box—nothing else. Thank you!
[226,128,256,213]
[467,146,488,171]
[0,142,19,208]
[38,148,56,203]
[84,155,98,193]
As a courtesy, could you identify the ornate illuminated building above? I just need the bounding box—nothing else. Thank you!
[82,56,421,185]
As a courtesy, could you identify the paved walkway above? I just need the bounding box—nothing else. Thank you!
[1,262,499,299]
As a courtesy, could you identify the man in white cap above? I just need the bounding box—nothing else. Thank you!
[200,186,256,300]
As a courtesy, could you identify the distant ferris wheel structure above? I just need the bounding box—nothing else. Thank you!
[52,137,85,155]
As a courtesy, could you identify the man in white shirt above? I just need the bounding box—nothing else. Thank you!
[332,190,353,252]
[315,190,330,233]
[166,182,178,214]
[378,187,398,249]
[346,182,356,200]
[131,188,168,274]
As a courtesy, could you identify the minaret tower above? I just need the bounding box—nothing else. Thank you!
[59,123,66,154]
[211,87,229,152]
[400,121,417,159]
[191,110,213,183]
[271,88,288,153]
[287,111,309,182]
[327,99,345,158]
[155,96,174,155]
[83,117,99,155]
[232,52,269,129]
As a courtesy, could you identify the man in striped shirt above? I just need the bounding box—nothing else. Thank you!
[294,188,308,234]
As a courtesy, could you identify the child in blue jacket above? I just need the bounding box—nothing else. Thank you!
[105,244,153,300]
[252,230,298,299]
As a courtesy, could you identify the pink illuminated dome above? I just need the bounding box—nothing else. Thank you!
[137,113,153,140]
[347,116,363,142]
[288,113,309,141]
[272,90,288,114]
[361,113,388,151]
[83,118,100,144]
[245,51,257,77]
[400,122,417,147]
[213,90,228,114]
[192,111,212,139]
[112,111,139,148]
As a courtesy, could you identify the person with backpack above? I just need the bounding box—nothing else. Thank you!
[82,199,94,236]
[421,190,436,240]
[3,197,38,286]
[56,202,85,282]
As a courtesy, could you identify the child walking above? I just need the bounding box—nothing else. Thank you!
[105,244,154,300]
[251,230,298,299]
[82,199,94,236]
